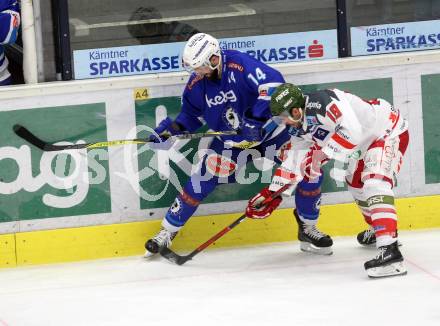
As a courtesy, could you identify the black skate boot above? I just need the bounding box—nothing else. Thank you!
[357,228,401,247]
[294,210,333,255]
[144,227,177,258]
[364,241,407,278]
[357,227,376,246]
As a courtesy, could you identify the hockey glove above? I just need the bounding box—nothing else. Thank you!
[149,117,182,150]
[301,144,329,180]
[240,116,265,142]
[246,187,283,219]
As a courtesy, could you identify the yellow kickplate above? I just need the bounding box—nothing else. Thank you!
[0,234,16,268]
[15,220,161,266]
[6,194,440,267]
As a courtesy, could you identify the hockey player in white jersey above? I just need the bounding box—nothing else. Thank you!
[246,83,409,278]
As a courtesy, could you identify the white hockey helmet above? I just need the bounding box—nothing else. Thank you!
[182,33,221,72]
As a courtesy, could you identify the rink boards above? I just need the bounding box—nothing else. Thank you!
[1,50,440,267]
[1,195,440,267]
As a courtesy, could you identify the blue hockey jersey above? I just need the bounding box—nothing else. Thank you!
[175,50,285,147]
[0,0,20,84]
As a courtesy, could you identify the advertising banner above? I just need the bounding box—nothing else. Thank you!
[422,73,440,184]
[351,19,440,56]
[73,30,338,79]
[0,104,111,223]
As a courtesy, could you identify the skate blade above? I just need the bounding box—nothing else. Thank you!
[143,250,158,259]
[366,261,407,278]
[300,242,333,255]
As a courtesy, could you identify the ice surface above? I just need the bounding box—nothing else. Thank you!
[0,229,439,326]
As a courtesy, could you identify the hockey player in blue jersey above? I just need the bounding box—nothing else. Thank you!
[0,0,20,85]
[145,33,333,257]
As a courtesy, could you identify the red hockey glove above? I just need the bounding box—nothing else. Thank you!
[246,187,283,219]
[301,144,329,180]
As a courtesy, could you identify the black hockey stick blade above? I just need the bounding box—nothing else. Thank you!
[13,124,85,151]
[159,247,190,265]
[13,124,50,151]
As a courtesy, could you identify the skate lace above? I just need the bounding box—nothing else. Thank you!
[153,229,175,247]
[363,228,375,242]
[374,246,387,260]
[304,225,326,240]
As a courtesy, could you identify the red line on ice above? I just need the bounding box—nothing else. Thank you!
[406,258,440,282]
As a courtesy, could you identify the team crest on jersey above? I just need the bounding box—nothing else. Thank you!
[206,154,236,177]
[222,107,241,130]
[170,197,183,216]
[313,127,330,141]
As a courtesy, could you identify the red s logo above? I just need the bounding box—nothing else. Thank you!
[308,40,324,58]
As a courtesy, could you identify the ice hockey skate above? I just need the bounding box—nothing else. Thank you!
[357,227,376,246]
[294,210,333,255]
[364,241,407,278]
[357,228,401,247]
[144,228,177,258]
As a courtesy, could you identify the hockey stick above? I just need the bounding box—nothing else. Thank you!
[12,124,237,151]
[160,183,291,265]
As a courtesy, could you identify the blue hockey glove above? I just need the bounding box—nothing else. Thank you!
[240,117,265,142]
[149,117,182,150]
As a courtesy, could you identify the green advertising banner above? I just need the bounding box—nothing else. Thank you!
[0,104,111,223]
[135,78,393,209]
[422,73,440,184]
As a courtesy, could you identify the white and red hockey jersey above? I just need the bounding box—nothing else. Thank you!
[269,88,408,194]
